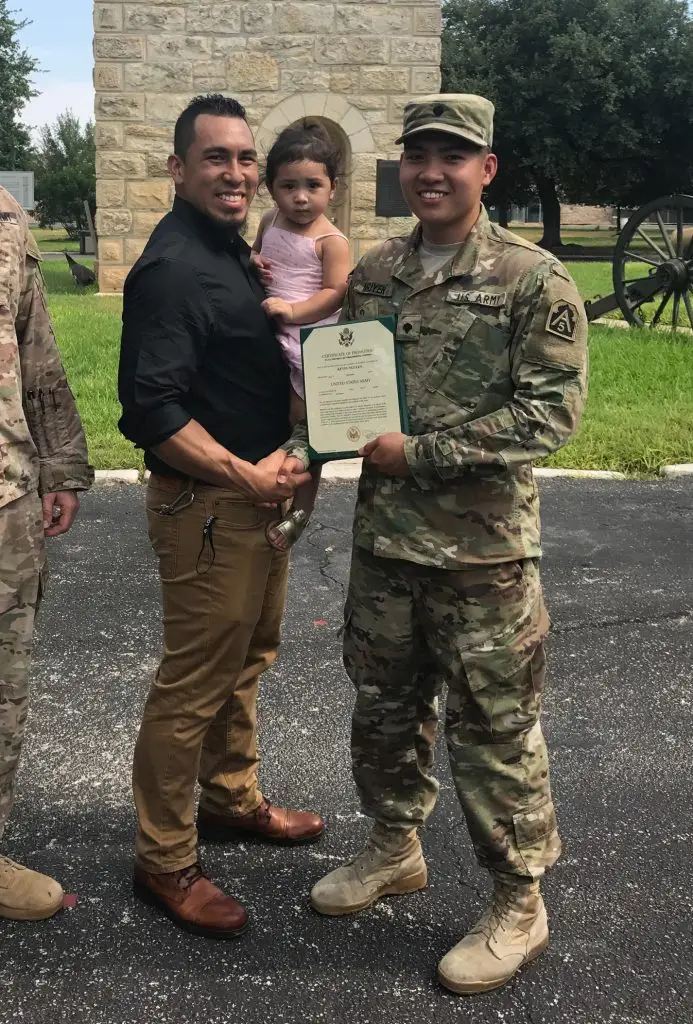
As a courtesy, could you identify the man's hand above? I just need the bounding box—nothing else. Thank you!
[250,252,273,287]
[276,455,308,485]
[42,491,80,537]
[262,297,295,324]
[250,450,311,503]
[359,433,411,477]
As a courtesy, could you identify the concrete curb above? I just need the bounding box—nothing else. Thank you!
[533,467,626,480]
[91,462,693,485]
[94,469,140,484]
[317,463,634,481]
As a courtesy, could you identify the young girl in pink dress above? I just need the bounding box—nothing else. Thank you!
[251,122,350,550]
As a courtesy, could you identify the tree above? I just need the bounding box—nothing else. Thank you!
[33,112,96,238]
[0,1,38,169]
[442,0,693,247]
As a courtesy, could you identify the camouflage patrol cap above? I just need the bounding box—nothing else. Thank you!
[396,93,494,148]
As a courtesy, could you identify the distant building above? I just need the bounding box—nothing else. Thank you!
[489,202,614,230]
[0,171,35,211]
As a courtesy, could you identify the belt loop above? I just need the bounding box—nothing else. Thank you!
[157,477,195,516]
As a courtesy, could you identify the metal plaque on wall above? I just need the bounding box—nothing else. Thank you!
[375,161,411,218]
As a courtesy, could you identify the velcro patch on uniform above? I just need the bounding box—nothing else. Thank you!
[354,280,393,297]
[446,289,507,308]
[396,314,421,341]
[546,300,578,341]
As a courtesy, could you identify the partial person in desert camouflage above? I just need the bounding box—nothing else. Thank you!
[0,186,92,920]
[310,95,588,995]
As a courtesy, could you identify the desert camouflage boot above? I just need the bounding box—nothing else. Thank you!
[437,880,548,994]
[310,824,427,916]
[0,856,64,920]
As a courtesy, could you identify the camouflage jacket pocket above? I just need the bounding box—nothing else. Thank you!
[423,308,511,407]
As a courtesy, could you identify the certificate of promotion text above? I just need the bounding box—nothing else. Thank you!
[300,316,409,461]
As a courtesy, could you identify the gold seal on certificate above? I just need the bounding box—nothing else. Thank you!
[300,316,409,461]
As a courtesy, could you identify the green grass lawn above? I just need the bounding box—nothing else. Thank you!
[31,227,79,252]
[42,261,693,477]
[41,261,141,472]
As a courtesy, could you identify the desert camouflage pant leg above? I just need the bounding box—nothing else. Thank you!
[0,491,44,842]
[344,545,561,883]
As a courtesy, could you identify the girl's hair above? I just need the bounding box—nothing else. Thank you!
[265,120,342,190]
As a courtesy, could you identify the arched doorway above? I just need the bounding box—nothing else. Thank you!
[254,94,376,263]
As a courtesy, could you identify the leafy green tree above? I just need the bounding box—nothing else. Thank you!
[0,1,38,168]
[33,112,96,238]
[442,0,693,247]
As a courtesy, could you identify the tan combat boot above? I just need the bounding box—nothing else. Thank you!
[0,856,64,921]
[310,824,427,916]
[437,879,548,995]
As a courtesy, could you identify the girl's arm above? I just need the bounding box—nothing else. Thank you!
[265,235,350,325]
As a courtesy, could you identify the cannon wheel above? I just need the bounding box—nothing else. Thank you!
[613,194,693,330]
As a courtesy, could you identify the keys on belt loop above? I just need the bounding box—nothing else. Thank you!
[196,514,217,574]
[157,478,195,516]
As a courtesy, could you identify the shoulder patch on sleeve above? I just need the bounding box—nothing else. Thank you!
[26,232,42,261]
[549,262,572,282]
[546,299,579,341]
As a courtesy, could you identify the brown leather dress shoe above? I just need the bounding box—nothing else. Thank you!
[198,798,325,845]
[133,863,248,938]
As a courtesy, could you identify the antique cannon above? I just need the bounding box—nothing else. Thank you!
[583,194,693,330]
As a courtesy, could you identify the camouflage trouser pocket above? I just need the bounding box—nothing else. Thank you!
[512,797,561,879]
[36,562,48,614]
[458,633,528,692]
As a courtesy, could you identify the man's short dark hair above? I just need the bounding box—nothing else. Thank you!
[173,94,248,159]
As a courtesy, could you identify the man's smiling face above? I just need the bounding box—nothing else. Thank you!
[168,113,259,230]
[399,131,497,243]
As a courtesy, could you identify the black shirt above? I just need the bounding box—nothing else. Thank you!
[118,196,291,476]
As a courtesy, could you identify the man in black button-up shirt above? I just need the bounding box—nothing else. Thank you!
[118,95,324,938]
[119,195,299,482]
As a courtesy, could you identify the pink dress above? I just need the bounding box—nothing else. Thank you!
[260,214,348,398]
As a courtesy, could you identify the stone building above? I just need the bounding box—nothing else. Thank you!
[93,1,442,293]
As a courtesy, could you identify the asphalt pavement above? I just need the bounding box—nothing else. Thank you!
[1,478,692,1024]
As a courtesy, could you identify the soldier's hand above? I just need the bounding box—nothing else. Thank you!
[276,455,308,484]
[250,451,311,503]
[42,491,80,537]
[360,433,411,477]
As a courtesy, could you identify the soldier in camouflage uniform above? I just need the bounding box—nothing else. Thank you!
[0,186,93,920]
[310,96,588,994]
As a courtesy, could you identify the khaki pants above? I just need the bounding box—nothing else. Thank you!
[0,491,44,842]
[133,477,289,873]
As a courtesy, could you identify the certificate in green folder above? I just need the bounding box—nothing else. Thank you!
[300,316,410,462]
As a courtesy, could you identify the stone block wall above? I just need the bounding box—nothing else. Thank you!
[94,0,442,293]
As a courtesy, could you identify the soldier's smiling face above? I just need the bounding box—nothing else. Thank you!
[399,132,497,243]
